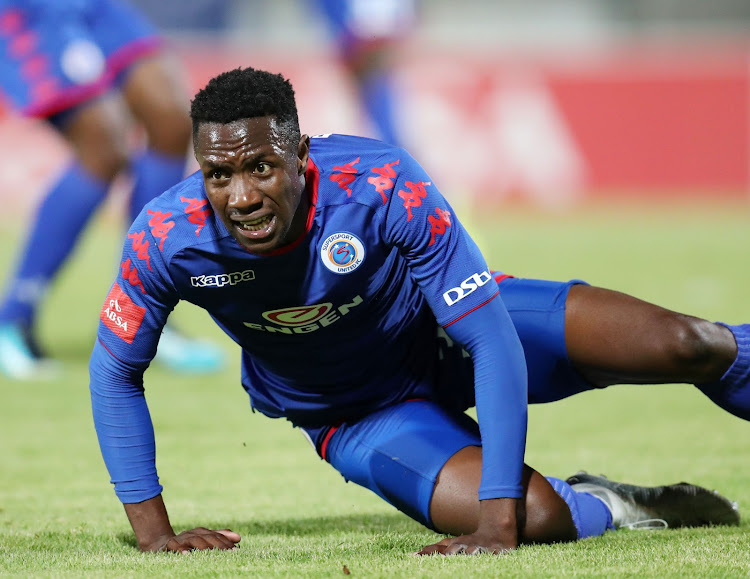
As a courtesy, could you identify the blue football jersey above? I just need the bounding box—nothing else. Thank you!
[90,134,527,503]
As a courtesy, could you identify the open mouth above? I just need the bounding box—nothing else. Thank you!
[238,215,273,232]
[233,214,277,244]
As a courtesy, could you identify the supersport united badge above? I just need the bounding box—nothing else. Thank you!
[320,232,365,274]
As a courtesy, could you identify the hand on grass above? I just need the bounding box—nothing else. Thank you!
[416,497,518,556]
[146,527,241,553]
[124,496,241,553]
[416,531,514,556]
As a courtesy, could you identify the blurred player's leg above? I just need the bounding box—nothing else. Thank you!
[314,0,415,147]
[119,53,225,374]
[121,54,191,222]
[349,49,402,147]
[0,0,224,378]
[0,95,130,379]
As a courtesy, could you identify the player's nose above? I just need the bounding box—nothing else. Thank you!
[227,179,263,210]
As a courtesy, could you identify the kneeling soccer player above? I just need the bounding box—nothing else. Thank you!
[90,66,745,554]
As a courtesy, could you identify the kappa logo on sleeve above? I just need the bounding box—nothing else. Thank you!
[427,207,451,246]
[330,157,361,197]
[367,160,400,204]
[127,230,151,270]
[180,196,211,237]
[100,283,146,344]
[147,209,174,251]
[397,180,431,221]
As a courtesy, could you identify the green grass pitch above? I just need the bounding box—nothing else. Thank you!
[1,200,749,577]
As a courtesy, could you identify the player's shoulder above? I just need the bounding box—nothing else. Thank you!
[309,133,406,167]
[309,134,423,210]
[128,171,224,260]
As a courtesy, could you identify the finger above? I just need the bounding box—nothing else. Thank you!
[464,545,487,556]
[415,543,446,556]
[217,529,242,543]
[443,543,468,556]
[187,528,240,550]
[163,537,193,554]
[205,534,240,550]
[194,533,239,551]
[181,535,213,551]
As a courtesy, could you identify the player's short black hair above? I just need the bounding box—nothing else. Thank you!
[190,67,301,149]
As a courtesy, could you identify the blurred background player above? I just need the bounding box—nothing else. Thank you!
[0,0,224,379]
[312,0,416,147]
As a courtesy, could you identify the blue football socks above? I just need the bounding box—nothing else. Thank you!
[128,149,186,224]
[697,323,750,420]
[360,70,402,147]
[0,162,109,327]
[546,476,614,539]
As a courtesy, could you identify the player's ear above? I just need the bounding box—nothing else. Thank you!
[297,135,310,175]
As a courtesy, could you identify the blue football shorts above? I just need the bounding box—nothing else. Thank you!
[302,276,593,528]
[0,0,160,118]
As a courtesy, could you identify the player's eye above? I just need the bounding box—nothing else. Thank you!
[255,162,271,174]
[210,169,227,180]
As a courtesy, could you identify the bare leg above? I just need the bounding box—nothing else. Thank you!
[564,285,736,387]
[122,54,191,156]
[61,94,132,180]
[430,446,577,543]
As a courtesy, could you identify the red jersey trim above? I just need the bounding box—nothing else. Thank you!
[262,157,319,257]
[443,290,500,328]
[320,424,339,462]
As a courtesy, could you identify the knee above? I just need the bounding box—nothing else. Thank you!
[662,315,733,376]
[76,137,130,182]
[63,102,131,181]
[141,106,191,156]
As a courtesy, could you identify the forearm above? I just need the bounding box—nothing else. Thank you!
[445,298,528,499]
[124,495,176,552]
[474,338,527,500]
[90,340,162,502]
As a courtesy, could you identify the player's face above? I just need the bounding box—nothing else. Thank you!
[194,116,310,254]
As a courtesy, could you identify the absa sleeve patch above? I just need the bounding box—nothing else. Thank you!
[100,283,146,344]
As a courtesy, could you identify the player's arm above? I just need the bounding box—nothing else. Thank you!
[425,295,527,554]
[90,219,239,552]
[380,152,528,553]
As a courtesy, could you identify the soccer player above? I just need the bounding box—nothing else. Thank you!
[312,0,415,147]
[89,67,746,555]
[0,0,224,378]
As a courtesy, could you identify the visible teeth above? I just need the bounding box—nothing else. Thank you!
[239,216,271,231]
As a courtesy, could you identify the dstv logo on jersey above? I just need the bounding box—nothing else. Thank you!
[191,269,255,288]
[443,270,492,306]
